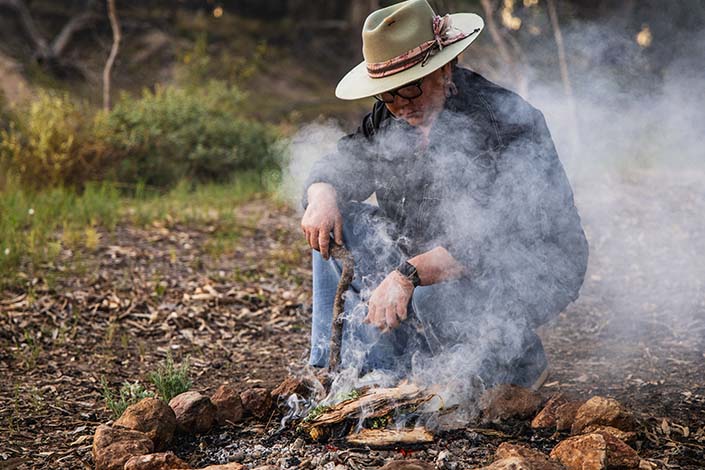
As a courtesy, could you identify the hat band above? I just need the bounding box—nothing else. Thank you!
[366,15,478,79]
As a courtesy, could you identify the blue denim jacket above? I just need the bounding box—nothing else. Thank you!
[305,67,588,327]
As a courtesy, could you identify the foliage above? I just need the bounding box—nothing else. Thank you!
[148,351,192,402]
[303,403,330,422]
[105,81,282,189]
[0,179,120,287]
[100,378,154,419]
[0,91,110,190]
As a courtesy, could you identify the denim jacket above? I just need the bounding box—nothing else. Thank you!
[305,67,588,326]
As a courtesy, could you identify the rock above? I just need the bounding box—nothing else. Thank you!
[550,433,640,470]
[115,397,177,450]
[201,464,247,470]
[124,452,190,469]
[240,387,273,420]
[380,459,436,470]
[92,425,154,470]
[480,384,544,422]
[555,401,586,431]
[169,391,217,433]
[487,444,564,470]
[211,384,245,425]
[271,375,320,401]
[583,424,637,444]
[571,396,636,435]
[494,443,564,469]
[531,393,568,429]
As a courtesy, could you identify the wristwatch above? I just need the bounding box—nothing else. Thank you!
[396,260,421,287]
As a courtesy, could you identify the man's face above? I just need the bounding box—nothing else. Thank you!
[382,65,449,127]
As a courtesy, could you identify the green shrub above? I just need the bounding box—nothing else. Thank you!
[0,91,109,190]
[105,81,281,189]
[148,352,192,402]
[100,378,154,419]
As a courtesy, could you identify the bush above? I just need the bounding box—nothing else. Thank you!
[105,81,281,189]
[100,378,154,419]
[148,352,192,402]
[0,91,109,190]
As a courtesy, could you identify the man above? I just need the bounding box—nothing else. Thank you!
[301,0,588,390]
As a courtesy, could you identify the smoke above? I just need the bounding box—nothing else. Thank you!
[281,8,705,422]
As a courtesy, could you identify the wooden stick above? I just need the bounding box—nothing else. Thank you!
[103,0,121,111]
[327,243,354,372]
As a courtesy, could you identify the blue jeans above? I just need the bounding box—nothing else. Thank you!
[309,203,547,388]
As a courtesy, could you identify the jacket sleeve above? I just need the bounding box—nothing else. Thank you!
[444,109,588,327]
[302,108,380,208]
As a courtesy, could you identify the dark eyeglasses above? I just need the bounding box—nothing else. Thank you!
[374,78,424,103]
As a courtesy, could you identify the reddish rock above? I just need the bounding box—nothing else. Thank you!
[115,397,177,450]
[271,375,320,401]
[240,387,273,420]
[483,456,560,470]
[97,441,154,470]
[571,396,636,435]
[169,391,217,434]
[200,465,246,470]
[480,384,544,422]
[211,384,245,425]
[555,401,586,431]
[583,424,637,444]
[92,424,153,452]
[124,452,191,470]
[379,459,435,470]
[494,443,564,469]
[550,433,640,470]
[531,393,568,429]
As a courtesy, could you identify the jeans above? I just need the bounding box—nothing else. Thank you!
[309,203,547,388]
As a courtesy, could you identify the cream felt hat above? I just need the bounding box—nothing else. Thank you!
[335,0,484,100]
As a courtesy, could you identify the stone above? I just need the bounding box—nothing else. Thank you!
[531,393,568,429]
[200,464,247,470]
[550,433,640,470]
[211,384,245,425]
[271,375,320,401]
[240,387,273,420]
[571,396,636,435]
[124,452,191,470]
[169,391,217,434]
[494,443,564,469]
[483,456,556,470]
[555,401,585,431]
[380,459,436,470]
[97,440,154,470]
[115,397,177,450]
[583,425,637,444]
[480,384,544,422]
[92,425,154,470]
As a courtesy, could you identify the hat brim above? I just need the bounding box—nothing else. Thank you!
[335,13,484,101]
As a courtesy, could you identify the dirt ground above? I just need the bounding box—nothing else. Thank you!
[1,171,704,469]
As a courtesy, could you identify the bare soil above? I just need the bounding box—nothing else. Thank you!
[1,172,704,469]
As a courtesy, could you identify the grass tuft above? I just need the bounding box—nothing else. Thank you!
[148,351,192,403]
[100,378,154,419]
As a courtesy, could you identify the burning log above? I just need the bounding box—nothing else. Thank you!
[346,427,434,448]
[300,383,436,444]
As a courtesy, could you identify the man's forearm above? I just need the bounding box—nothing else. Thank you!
[407,246,466,286]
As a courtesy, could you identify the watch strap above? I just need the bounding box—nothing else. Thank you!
[396,260,421,287]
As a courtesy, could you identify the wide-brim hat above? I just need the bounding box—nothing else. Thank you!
[336,0,484,100]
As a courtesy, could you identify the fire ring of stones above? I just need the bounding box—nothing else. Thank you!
[92,377,649,470]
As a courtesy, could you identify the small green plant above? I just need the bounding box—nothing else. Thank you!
[148,352,192,402]
[303,403,330,423]
[100,378,153,419]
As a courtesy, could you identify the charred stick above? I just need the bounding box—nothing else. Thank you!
[327,243,354,372]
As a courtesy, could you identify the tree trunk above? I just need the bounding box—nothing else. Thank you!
[103,0,121,111]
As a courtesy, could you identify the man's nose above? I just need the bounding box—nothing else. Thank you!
[393,94,412,107]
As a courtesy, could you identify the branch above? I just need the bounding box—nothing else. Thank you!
[0,0,51,58]
[51,1,100,57]
[103,0,121,110]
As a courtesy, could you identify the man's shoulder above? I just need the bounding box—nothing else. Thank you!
[454,67,541,125]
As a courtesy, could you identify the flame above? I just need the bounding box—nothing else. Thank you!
[636,24,652,48]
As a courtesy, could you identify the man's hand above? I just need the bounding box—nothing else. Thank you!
[365,270,414,332]
[301,183,344,259]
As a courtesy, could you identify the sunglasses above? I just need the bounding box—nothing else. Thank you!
[374,78,424,103]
